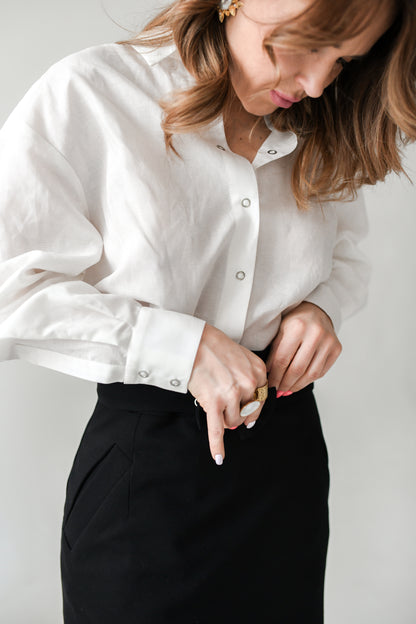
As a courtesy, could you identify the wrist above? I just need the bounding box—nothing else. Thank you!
[284,301,334,328]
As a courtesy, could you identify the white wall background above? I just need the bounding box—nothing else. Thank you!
[0,1,415,622]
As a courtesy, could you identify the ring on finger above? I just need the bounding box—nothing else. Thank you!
[240,382,268,418]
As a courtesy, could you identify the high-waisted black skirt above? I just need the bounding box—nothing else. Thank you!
[60,346,330,623]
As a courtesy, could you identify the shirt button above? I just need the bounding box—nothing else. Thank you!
[170,379,181,387]
[216,144,226,151]
[138,370,149,378]
[241,198,251,208]
[267,149,278,155]
[236,271,246,280]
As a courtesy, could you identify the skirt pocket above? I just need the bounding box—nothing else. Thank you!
[63,442,132,550]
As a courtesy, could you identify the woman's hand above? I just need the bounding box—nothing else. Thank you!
[266,302,342,394]
[188,323,268,465]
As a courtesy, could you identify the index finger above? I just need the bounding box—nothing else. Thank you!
[205,407,226,465]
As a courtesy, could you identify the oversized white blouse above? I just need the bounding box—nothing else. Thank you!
[0,42,370,393]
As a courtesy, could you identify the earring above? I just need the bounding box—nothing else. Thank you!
[218,0,244,23]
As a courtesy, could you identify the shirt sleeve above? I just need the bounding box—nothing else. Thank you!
[302,189,371,333]
[0,119,206,392]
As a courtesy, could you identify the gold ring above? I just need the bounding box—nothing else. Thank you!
[240,382,268,418]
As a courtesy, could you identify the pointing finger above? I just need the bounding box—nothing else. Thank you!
[205,407,226,465]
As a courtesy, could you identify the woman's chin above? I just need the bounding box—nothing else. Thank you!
[240,100,279,118]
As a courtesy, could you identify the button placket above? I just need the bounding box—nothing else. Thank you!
[212,151,260,342]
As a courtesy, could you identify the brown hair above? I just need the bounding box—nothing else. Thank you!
[117,0,416,210]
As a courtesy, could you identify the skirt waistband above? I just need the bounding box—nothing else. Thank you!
[96,343,313,414]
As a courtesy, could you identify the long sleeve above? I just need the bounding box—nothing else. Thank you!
[0,120,206,391]
[303,189,371,332]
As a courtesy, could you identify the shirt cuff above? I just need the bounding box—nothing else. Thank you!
[124,306,206,392]
[303,285,342,334]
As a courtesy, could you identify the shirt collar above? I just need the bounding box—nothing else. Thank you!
[131,42,178,66]
[252,121,298,168]
[204,115,298,169]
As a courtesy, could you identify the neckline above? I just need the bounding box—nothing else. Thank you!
[222,116,272,165]
[220,115,298,168]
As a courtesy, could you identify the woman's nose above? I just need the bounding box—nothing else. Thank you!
[295,71,327,99]
[294,57,336,99]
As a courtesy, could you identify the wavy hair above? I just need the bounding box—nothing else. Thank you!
[117,0,416,210]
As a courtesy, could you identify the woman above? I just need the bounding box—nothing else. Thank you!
[0,0,415,621]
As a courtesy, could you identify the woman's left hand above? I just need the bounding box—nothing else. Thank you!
[266,301,342,394]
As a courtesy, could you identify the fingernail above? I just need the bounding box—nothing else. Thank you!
[230,426,238,430]
[282,391,293,396]
[245,421,256,429]
[276,391,284,398]
[215,454,223,466]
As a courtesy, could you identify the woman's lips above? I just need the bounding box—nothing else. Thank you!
[270,90,301,108]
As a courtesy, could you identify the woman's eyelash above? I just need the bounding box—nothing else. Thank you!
[310,49,349,69]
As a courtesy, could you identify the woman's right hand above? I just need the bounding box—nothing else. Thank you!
[188,323,268,465]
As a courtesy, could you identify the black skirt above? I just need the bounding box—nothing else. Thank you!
[60,346,330,623]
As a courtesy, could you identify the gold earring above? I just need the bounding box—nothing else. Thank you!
[218,0,244,23]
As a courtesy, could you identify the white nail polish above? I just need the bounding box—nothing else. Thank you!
[245,421,256,429]
[215,454,223,466]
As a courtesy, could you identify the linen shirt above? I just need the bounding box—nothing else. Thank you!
[0,42,370,393]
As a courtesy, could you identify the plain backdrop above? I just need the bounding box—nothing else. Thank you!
[1,1,415,622]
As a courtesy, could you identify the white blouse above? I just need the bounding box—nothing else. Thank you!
[0,42,370,393]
